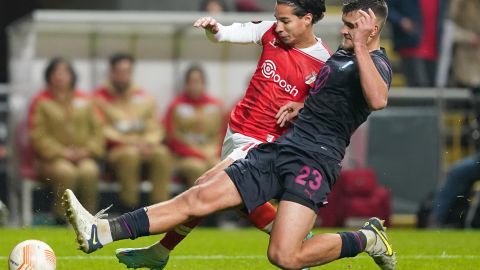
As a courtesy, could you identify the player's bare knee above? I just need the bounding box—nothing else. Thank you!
[180,185,213,217]
[194,168,218,186]
[194,174,208,186]
[267,247,301,270]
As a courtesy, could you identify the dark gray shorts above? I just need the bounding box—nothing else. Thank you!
[224,143,341,214]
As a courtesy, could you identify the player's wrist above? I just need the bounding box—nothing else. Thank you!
[353,42,368,52]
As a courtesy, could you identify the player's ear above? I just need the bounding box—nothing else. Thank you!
[304,13,313,26]
[370,24,379,37]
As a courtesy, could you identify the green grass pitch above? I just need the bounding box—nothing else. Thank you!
[1,228,480,269]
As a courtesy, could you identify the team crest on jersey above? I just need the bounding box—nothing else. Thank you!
[305,71,317,86]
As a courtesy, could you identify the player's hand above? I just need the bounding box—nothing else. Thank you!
[193,17,220,34]
[350,8,377,48]
[275,101,304,128]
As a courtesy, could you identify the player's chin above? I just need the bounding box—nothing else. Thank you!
[341,40,354,50]
[280,37,292,45]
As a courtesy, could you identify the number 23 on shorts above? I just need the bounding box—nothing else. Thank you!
[294,165,323,199]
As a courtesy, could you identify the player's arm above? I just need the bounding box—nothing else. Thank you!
[353,9,389,111]
[193,17,273,44]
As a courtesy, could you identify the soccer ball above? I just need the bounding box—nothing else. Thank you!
[8,240,56,270]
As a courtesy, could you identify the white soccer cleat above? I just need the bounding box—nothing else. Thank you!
[360,217,396,270]
[63,189,111,254]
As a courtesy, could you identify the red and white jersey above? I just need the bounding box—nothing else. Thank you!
[213,21,331,143]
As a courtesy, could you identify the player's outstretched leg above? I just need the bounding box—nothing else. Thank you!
[359,217,396,270]
[113,158,282,270]
[64,170,243,254]
[114,202,314,270]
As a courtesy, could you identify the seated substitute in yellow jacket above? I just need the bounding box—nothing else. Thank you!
[94,53,171,210]
[29,57,104,224]
[165,65,224,186]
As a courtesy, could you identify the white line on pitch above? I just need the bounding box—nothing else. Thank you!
[1,255,480,260]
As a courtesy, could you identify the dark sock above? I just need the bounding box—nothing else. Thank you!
[337,231,367,258]
[109,208,150,241]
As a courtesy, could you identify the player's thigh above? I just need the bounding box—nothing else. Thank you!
[195,157,234,185]
[268,200,317,257]
[182,170,244,215]
[176,157,208,173]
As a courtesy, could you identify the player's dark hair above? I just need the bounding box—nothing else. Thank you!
[109,52,135,69]
[185,64,206,84]
[44,57,77,90]
[342,0,388,27]
[276,0,326,24]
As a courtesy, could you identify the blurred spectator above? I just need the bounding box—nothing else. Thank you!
[448,0,480,92]
[165,65,224,187]
[200,0,228,13]
[93,53,171,211]
[387,0,447,87]
[430,0,480,222]
[429,153,480,227]
[235,0,263,12]
[29,57,103,224]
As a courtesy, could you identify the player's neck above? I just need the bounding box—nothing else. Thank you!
[293,35,317,49]
[367,38,381,52]
[354,37,380,52]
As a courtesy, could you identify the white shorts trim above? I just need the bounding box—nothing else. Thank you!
[221,126,263,161]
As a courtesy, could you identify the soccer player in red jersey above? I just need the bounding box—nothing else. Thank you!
[117,1,329,269]
[115,2,331,268]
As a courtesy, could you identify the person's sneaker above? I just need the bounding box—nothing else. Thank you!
[63,189,111,254]
[116,247,169,270]
[360,217,396,270]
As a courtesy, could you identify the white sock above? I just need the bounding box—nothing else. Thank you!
[359,229,375,252]
[97,219,113,245]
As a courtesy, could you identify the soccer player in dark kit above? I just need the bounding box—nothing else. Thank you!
[63,0,396,269]
[114,1,331,268]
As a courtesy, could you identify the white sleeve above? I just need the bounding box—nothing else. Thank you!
[206,21,275,45]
